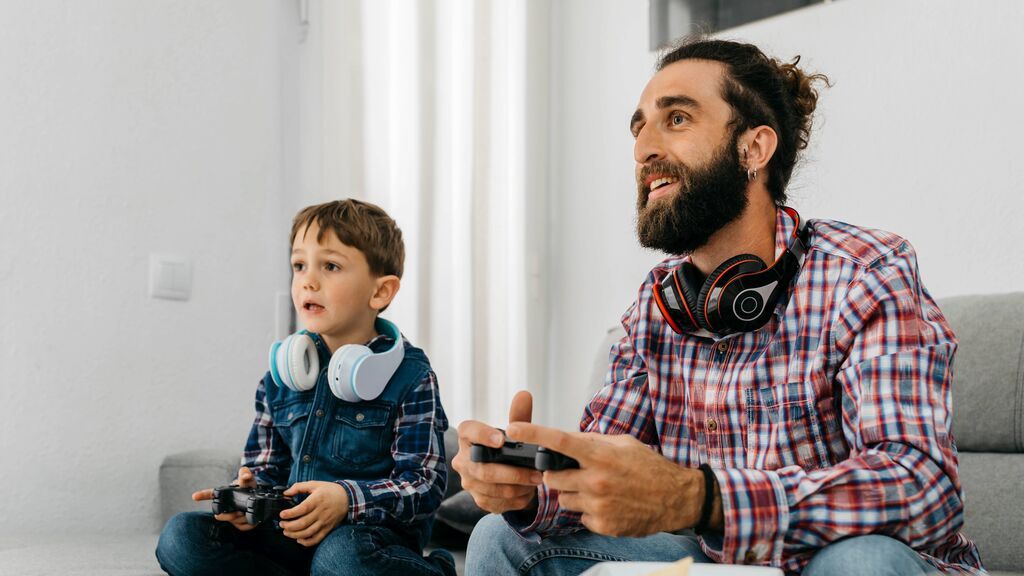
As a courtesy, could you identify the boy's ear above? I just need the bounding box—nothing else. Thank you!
[369,275,401,311]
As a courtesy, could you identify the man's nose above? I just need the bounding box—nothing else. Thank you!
[634,123,665,165]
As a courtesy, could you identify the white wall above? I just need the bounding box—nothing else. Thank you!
[0,1,296,536]
[543,0,1024,429]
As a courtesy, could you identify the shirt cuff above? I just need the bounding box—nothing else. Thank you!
[335,479,372,523]
[713,467,790,566]
[501,485,558,543]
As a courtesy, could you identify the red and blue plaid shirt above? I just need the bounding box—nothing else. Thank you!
[514,208,985,574]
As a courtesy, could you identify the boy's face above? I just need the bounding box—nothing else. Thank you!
[290,222,386,350]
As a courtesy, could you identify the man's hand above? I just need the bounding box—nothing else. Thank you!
[191,466,259,533]
[452,391,543,513]
[279,481,350,547]
[506,423,720,537]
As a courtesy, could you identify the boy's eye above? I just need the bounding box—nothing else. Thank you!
[325,262,340,272]
[291,262,304,272]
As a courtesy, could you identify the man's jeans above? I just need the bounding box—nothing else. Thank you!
[156,511,455,576]
[466,514,941,576]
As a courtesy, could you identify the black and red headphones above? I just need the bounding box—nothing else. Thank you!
[653,207,810,336]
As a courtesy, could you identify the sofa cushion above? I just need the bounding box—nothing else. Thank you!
[159,449,239,525]
[940,293,1024,453]
[958,452,1024,572]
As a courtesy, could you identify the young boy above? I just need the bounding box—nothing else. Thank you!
[156,199,454,576]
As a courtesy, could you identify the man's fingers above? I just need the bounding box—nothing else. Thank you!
[508,390,533,424]
[470,492,536,514]
[505,423,596,463]
[461,477,538,501]
[457,420,505,449]
[465,461,542,487]
[192,489,214,501]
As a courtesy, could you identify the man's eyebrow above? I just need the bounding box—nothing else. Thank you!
[630,109,645,134]
[656,95,700,111]
[630,95,701,134]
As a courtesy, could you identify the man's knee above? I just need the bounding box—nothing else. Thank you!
[465,514,522,575]
[803,535,937,576]
[155,512,215,575]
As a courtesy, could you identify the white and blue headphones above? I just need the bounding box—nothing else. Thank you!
[267,318,405,402]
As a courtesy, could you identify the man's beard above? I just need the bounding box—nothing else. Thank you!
[635,133,750,255]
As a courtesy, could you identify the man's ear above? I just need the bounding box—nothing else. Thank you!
[740,125,778,172]
[370,275,401,311]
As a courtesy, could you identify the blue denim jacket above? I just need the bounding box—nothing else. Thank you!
[250,331,447,549]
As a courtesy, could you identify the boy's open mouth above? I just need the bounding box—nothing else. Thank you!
[303,302,324,311]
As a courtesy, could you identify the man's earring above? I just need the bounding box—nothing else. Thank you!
[747,167,758,181]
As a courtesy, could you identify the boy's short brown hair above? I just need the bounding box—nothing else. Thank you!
[290,199,404,278]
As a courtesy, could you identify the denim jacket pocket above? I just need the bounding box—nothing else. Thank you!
[271,397,314,455]
[332,403,393,468]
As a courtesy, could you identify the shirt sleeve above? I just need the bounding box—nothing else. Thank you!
[712,241,966,566]
[335,370,449,525]
[505,299,660,540]
[242,375,292,486]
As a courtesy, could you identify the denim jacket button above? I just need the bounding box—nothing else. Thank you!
[315,409,325,418]
[302,454,312,463]
[356,413,365,422]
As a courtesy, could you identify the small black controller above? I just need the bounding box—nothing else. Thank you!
[470,441,579,471]
[211,484,295,526]
[536,446,580,471]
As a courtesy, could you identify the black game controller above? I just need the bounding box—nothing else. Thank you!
[470,440,579,471]
[211,484,295,526]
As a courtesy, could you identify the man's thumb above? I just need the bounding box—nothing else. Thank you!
[508,390,533,424]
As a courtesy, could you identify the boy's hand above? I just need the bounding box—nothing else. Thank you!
[191,466,259,532]
[279,481,350,547]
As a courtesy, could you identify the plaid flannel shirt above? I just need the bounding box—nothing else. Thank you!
[512,208,985,574]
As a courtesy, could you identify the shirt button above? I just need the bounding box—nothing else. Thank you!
[744,550,759,564]
[707,418,718,432]
[717,342,728,353]
[356,413,365,422]
[302,455,312,463]
[315,409,325,417]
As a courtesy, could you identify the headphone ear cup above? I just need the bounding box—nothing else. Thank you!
[654,266,698,333]
[698,255,766,333]
[328,344,373,402]
[268,333,319,392]
[678,261,710,331]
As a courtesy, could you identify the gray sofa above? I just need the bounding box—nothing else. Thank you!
[3,293,1018,575]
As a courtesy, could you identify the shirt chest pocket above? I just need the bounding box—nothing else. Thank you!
[331,404,393,468]
[746,381,830,471]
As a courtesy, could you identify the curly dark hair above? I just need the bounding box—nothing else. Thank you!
[658,37,831,205]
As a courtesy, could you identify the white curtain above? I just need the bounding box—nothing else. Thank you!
[294,0,550,426]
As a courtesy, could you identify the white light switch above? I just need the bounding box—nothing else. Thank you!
[149,254,192,301]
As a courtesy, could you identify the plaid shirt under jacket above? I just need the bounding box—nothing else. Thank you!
[512,208,985,574]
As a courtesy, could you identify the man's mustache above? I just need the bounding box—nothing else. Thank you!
[637,161,689,205]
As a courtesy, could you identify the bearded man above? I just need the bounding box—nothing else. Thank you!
[454,37,986,576]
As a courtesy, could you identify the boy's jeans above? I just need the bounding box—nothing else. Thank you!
[466,514,941,576]
[156,511,455,576]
